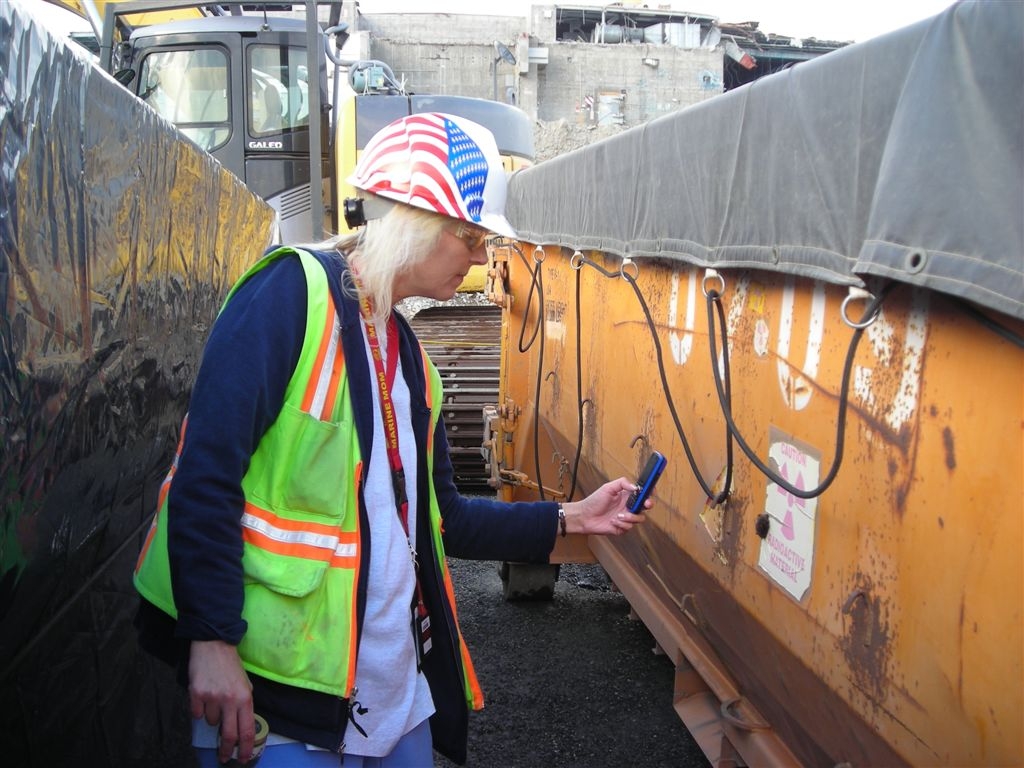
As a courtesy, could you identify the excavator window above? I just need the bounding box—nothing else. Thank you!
[138,47,230,152]
[248,44,309,137]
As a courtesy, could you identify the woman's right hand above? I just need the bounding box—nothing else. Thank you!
[189,639,256,764]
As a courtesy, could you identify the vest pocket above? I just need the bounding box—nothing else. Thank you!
[252,402,356,520]
[243,541,330,597]
[239,572,354,695]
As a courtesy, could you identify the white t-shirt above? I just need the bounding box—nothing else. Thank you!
[344,318,435,756]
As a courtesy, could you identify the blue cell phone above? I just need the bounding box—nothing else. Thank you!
[627,451,666,513]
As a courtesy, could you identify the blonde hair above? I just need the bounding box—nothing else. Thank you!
[324,204,448,322]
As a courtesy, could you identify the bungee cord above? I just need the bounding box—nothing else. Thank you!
[505,245,1013,506]
[705,280,896,499]
[566,265,586,502]
[574,253,733,505]
[512,244,548,500]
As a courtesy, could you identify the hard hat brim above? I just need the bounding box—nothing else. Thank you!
[479,212,517,240]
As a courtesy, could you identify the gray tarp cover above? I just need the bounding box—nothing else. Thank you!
[507,0,1024,321]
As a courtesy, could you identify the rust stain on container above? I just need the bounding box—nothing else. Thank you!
[942,426,956,470]
[841,578,892,695]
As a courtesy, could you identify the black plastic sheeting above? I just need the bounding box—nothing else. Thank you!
[0,2,275,764]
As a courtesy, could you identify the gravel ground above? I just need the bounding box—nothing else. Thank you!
[435,560,710,768]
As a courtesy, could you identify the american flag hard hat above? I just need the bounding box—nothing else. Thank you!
[347,112,515,238]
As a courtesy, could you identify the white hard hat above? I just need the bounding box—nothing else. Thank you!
[347,112,515,238]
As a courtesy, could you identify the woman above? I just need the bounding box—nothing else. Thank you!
[134,112,648,767]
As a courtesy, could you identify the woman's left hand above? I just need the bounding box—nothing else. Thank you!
[562,477,650,537]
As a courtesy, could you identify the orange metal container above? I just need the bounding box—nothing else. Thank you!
[488,243,1023,766]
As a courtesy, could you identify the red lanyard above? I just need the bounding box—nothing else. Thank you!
[358,296,410,533]
[358,293,430,637]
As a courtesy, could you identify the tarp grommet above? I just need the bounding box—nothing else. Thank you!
[905,249,927,274]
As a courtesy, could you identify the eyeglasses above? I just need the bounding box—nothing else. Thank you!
[450,222,491,251]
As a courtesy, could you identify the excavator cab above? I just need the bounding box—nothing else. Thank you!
[111,13,330,243]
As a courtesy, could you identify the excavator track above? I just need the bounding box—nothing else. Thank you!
[408,304,501,493]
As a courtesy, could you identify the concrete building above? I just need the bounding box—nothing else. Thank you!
[340,2,846,143]
[343,4,722,130]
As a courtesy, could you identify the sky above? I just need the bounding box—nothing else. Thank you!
[31,0,961,44]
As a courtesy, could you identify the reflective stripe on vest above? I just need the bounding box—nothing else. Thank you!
[241,502,359,567]
[300,295,345,421]
[135,413,188,574]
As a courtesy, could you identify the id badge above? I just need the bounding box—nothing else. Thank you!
[413,608,432,668]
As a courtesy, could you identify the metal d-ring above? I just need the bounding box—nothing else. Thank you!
[620,257,639,281]
[841,287,880,329]
[570,250,585,270]
[532,245,546,264]
[702,269,725,298]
